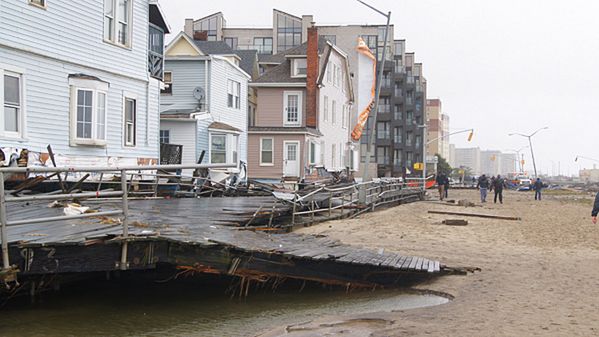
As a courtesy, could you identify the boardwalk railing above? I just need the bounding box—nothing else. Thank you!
[289,177,425,226]
[0,163,235,273]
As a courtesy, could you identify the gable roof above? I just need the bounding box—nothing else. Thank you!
[193,40,236,55]
[234,50,259,78]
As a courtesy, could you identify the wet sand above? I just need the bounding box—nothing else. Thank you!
[258,189,599,337]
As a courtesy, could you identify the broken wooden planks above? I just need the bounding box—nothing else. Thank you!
[428,210,521,221]
[442,219,469,226]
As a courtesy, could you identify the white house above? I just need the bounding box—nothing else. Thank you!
[159,32,251,176]
[0,0,169,169]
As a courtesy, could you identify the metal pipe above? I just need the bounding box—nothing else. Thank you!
[120,169,129,271]
[0,172,9,270]
[0,163,236,174]
[5,191,123,203]
[7,210,123,227]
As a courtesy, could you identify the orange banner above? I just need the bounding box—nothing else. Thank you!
[351,38,377,142]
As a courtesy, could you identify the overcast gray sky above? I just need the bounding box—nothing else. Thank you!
[161,0,599,176]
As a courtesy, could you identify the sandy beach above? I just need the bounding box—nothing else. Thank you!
[259,189,599,337]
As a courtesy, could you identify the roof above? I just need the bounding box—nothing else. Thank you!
[258,53,286,64]
[249,126,323,136]
[209,121,241,132]
[149,1,171,33]
[160,107,202,117]
[193,40,236,55]
[234,50,258,78]
[253,39,329,84]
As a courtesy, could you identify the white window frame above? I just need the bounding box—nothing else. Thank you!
[331,143,337,168]
[331,100,336,125]
[227,79,241,109]
[326,63,332,83]
[69,78,108,147]
[341,104,348,129]
[0,66,27,139]
[123,93,137,147]
[159,129,170,144]
[28,0,47,9]
[103,0,133,48]
[209,131,240,165]
[291,58,307,78]
[323,95,328,122]
[161,71,172,95]
[259,137,274,166]
[283,91,302,126]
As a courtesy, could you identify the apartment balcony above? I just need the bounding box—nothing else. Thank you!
[377,104,391,114]
[393,112,402,121]
[393,90,403,100]
[376,130,390,140]
[405,76,416,88]
[405,97,414,106]
[148,24,165,80]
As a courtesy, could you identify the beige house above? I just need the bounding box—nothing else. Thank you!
[247,27,354,181]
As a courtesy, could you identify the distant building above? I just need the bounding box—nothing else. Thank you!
[426,99,449,160]
[500,153,518,175]
[480,150,502,176]
[580,166,599,183]
[453,147,481,175]
[448,144,456,167]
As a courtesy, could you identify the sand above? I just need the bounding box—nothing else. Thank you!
[258,189,599,337]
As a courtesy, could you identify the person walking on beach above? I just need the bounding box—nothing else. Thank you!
[476,174,490,203]
[436,173,447,200]
[443,175,450,198]
[592,192,599,224]
[533,178,544,201]
[493,174,507,204]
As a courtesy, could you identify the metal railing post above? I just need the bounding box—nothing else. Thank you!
[0,172,9,270]
[328,192,333,217]
[119,169,129,271]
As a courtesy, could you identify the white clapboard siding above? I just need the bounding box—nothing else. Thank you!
[160,120,197,176]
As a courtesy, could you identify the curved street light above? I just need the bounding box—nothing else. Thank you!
[508,126,548,178]
[575,155,599,163]
[505,146,529,173]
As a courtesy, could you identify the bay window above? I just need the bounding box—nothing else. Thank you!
[210,132,240,165]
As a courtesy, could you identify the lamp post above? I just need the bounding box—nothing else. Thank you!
[421,128,474,189]
[508,126,548,178]
[357,0,391,184]
[505,146,529,173]
[575,155,599,163]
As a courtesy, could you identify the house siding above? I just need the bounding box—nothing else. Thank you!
[161,60,207,111]
[0,47,158,161]
[0,0,149,81]
[248,134,306,179]
[160,120,197,176]
[255,87,306,127]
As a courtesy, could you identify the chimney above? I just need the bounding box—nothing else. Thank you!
[193,30,208,41]
[301,15,314,43]
[306,25,318,129]
[184,18,194,36]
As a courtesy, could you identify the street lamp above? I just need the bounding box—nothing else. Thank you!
[508,126,548,178]
[575,155,599,163]
[357,0,391,184]
[505,146,529,173]
[421,128,474,189]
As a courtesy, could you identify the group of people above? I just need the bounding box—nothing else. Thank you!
[474,175,546,204]
[475,174,508,203]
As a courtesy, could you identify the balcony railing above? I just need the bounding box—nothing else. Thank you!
[377,131,390,140]
[406,76,415,84]
[382,78,392,88]
[148,24,165,80]
[405,97,413,105]
[237,44,273,54]
[378,105,391,113]
[394,112,402,120]
[394,89,402,97]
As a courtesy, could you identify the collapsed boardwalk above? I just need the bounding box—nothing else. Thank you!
[0,165,443,298]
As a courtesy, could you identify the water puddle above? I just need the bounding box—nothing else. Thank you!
[0,279,450,337]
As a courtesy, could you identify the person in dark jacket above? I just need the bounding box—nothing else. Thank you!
[533,178,544,201]
[443,175,450,198]
[476,174,490,203]
[592,192,599,224]
[436,173,447,200]
[493,175,507,204]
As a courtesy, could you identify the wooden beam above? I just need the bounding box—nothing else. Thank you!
[429,210,521,221]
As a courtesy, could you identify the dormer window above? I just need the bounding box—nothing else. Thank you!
[291,58,307,78]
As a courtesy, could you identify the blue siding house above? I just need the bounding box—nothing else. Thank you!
[160,32,251,176]
[0,0,169,168]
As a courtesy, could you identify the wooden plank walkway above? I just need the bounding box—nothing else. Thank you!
[0,197,443,289]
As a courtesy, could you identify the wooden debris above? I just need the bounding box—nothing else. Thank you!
[442,219,469,226]
[429,210,521,221]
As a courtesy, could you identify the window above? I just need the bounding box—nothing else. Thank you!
[227,80,240,109]
[198,16,218,41]
[276,13,301,52]
[331,143,337,168]
[406,111,413,125]
[159,130,170,144]
[292,58,307,77]
[394,127,402,144]
[253,37,273,54]
[331,100,336,125]
[124,97,136,146]
[28,0,46,8]
[377,146,389,164]
[211,134,226,164]
[69,77,108,146]
[210,133,239,164]
[309,141,317,165]
[335,66,341,87]
[161,71,172,95]
[361,35,378,54]
[104,0,132,47]
[406,131,413,146]
[323,95,328,122]
[284,91,302,126]
[393,149,402,165]
[377,122,389,139]
[341,104,347,129]
[224,37,238,49]
[326,63,332,83]
[332,64,338,87]
[415,135,422,148]
[260,138,274,165]
[2,72,23,136]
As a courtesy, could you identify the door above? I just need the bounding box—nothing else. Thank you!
[283,141,300,177]
[283,91,302,126]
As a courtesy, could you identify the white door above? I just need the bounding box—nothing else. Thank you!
[283,91,302,126]
[283,141,300,177]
